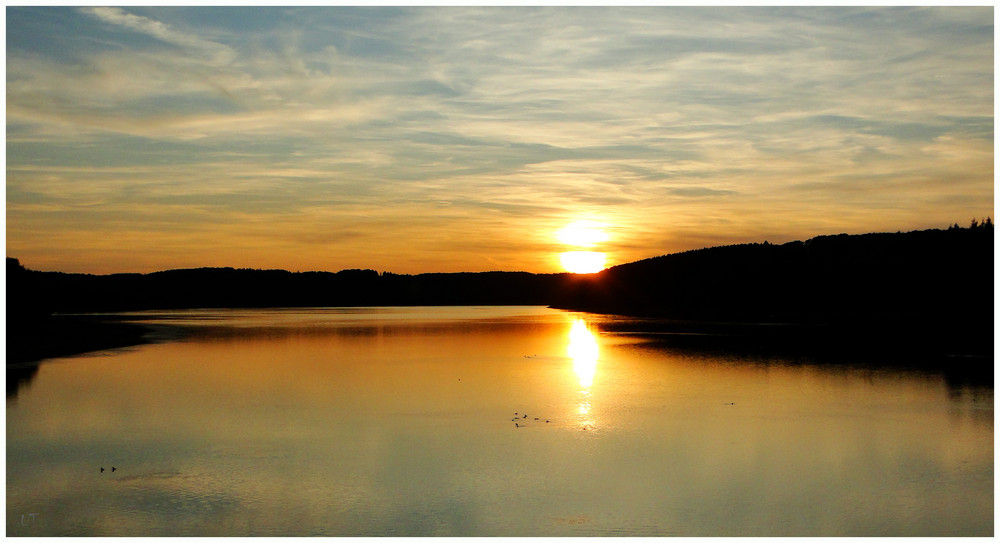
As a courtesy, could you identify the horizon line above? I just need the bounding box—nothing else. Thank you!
[9,222,988,278]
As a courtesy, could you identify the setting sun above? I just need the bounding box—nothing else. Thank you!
[557,222,609,248]
[560,251,606,274]
[556,221,610,273]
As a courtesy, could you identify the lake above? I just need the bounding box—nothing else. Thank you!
[6,306,993,536]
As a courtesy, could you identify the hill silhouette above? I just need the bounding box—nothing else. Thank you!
[552,223,993,321]
[551,223,993,365]
[7,222,993,365]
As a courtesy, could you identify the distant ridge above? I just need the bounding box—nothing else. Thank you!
[8,223,992,318]
[6,223,993,364]
[551,225,994,320]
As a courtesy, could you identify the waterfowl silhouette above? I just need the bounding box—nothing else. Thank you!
[112,467,117,472]
[100,467,105,473]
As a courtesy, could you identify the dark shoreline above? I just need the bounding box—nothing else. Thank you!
[588,316,994,385]
[7,314,155,366]
[7,314,163,400]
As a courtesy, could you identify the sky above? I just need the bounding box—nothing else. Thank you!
[6,6,995,275]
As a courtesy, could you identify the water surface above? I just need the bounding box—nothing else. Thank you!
[7,307,993,536]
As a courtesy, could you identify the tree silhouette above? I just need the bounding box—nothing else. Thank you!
[6,222,992,364]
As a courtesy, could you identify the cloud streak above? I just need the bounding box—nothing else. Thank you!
[80,7,237,64]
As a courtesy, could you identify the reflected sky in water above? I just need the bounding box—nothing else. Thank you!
[7,307,993,536]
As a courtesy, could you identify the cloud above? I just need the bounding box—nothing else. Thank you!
[80,7,236,65]
[667,187,737,198]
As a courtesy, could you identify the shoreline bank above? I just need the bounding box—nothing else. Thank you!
[7,315,155,366]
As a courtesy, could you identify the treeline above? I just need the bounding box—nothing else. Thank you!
[8,223,993,329]
[549,223,993,358]
[6,259,587,314]
[550,224,993,321]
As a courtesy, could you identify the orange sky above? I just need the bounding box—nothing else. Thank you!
[6,7,994,275]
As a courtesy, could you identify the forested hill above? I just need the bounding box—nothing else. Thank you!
[547,223,994,360]
[549,224,994,322]
[7,224,993,327]
[5,264,572,315]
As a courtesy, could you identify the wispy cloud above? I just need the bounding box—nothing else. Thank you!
[80,7,237,65]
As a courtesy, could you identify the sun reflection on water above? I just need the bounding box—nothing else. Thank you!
[568,319,598,388]
[567,318,599,429]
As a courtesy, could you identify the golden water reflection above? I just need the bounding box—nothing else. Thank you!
[7,307,991,536]
[567,318,599,429]
[567,318,598,388]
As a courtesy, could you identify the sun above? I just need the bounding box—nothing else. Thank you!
[560,251,606,274]
[556,221,610,273]
[556,222,609,248]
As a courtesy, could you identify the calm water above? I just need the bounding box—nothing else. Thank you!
[6,306,993,536]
